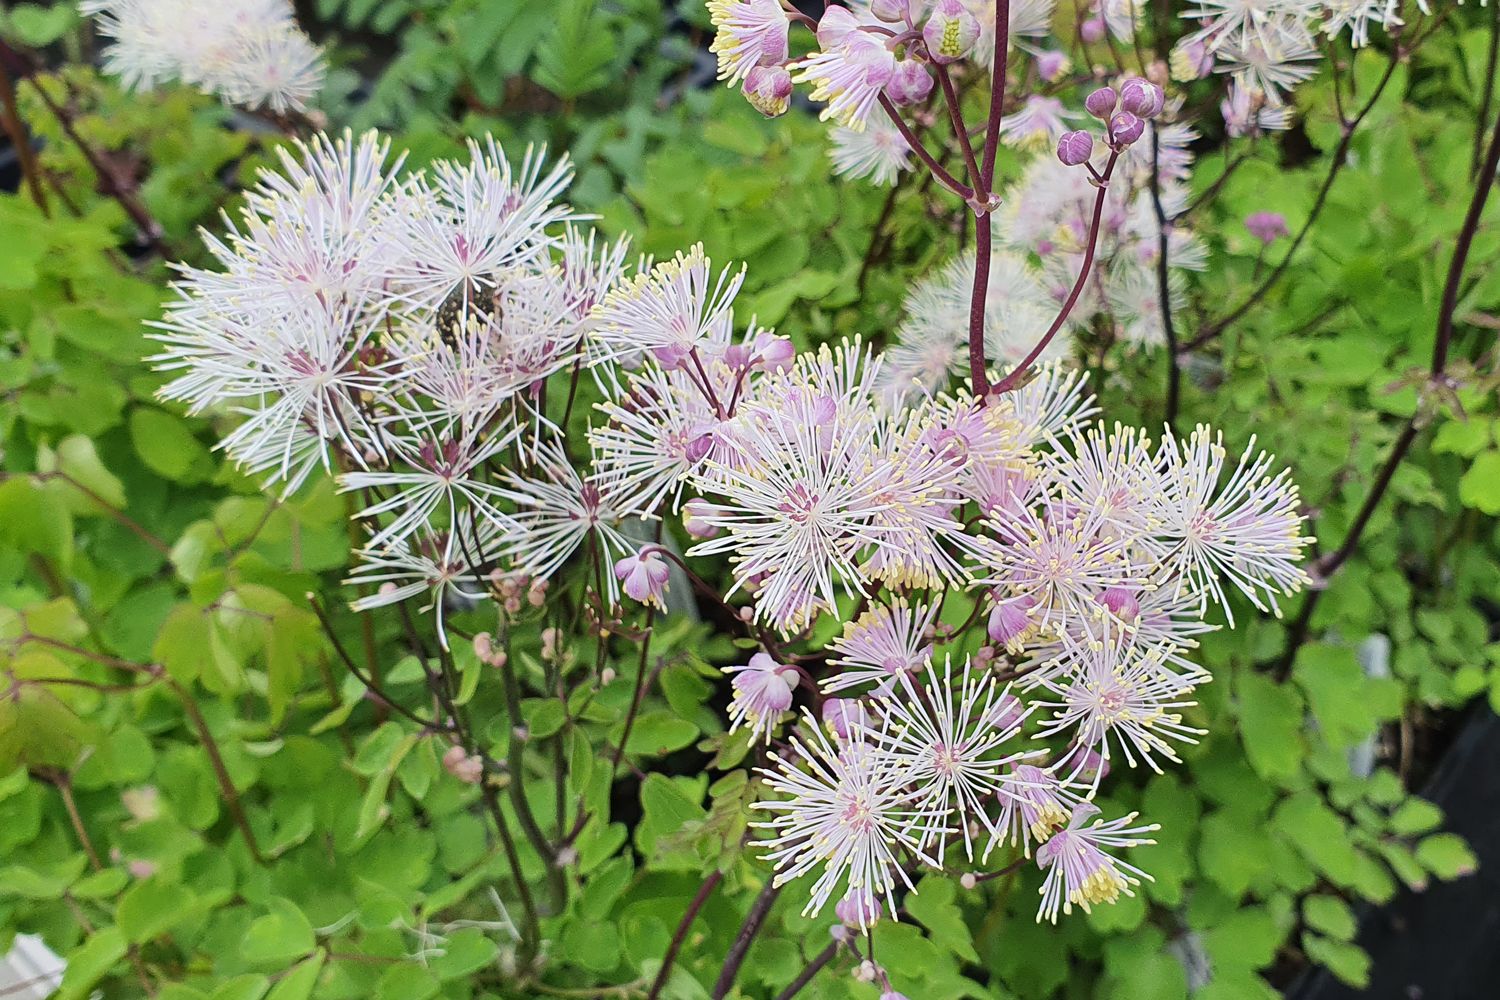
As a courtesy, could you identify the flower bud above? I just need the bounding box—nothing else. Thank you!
[1170,38,1214,82]
[613,547,671,607]
[684,432,715,465]
[1055,129,1094,166]
[1108,111,1144,146]
[886,58,934,105]
[743,64,793,118]
[870,0,917,22]
[683,498,720,539]
[1118,77,1164,118]
[1083,86,1117,119]
[752,331,796,372]
[1095,586,1141,620]
[1035,50,1069,82]
[923,0,981,64]
[959,872,978,890]
[836,886,882,928]
[822,697,870,740]
[988,594,1037,651]
[1080,17,1105,43]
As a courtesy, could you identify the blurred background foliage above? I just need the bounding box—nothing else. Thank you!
[1,2,1498,999]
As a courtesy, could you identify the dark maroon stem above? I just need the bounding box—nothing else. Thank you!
[711,881,783,998]
[993,151,1120,394]
[878,93,974,200]
[965,0,1013,396]
[1278,101,1500,677]
[773,940,841,1000]
[647,870,725,1000]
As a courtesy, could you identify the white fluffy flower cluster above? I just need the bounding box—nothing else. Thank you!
[1175,0,1414,135]
[80,0,324,112]
[154,128,1312,929]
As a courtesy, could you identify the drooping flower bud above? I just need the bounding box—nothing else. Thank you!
[1080,17,1105,43]
[682,498,720,539]
[442,745,484,784]
[1095,586,1141,621]
[988,594,1037,651]
[822,697,870,740]
[1035,50,1070,82]
[1108,111,1144,147]
[836,887,882,929]
[870,0,917,22]
[886,58,934,105]
[742,64,793,118]
[1118,77,1164,118]
[613,547,671,607]
[1056,129,1094,166]
[725,652,797,741]
[752,331,795,372]
[923,0,981,64]
[1170,37,1214,82]
[1071,747,1111,784]
[981,691,1026,731]
[1244,210,1289,245]
[1083,86,1117,119]
[684,432,715,465]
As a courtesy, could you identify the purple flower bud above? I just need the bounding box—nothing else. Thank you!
[835,887,882,929]
[614,548,671,606]
[1084,86,1117,119]
[1095,586,1141,620]
[987,594,1037,649]
[1119,77,1164,118]
[923,0,981,64]
[753,331,795,372]
[822,697,869,740]
[651,343,691,369]
[683,432,715,465]
[1072,746,1110,783]
[870,0,916,22]
[1108,111,1144,147]
[1056,129,1094,166]
[1036,50,1069,82]
[886,58,934,105]
[1244,210,1289,245]
[682,498,719,539]
[1080,17,1105,43]
[742,65,792,119]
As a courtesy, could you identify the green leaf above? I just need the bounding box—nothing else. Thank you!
[1273,793,1361,887]
[1302,934,1370,988]
[1459,449,1500,513]
[375,962,440,1000]
[38,434,128,512]
[241,898,317,965]
[129,407,212,483]
[429,927,500,979]
[264,952,324,1000]
[0,476,73,566]
[1414,833,1477,880]
[117,877,194,943]
[56,927,128,1000]
[1388,797,1443,836]
[904,875,978,963]
[1303,895,1357,940]
[1237,672,1304,782]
